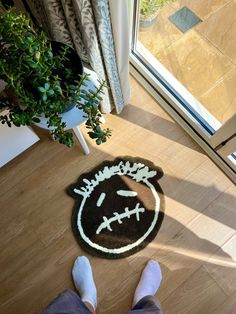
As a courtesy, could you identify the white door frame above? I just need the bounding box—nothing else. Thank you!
[210,115,236,149]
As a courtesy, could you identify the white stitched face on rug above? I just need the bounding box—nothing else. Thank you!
[73,160,162,256]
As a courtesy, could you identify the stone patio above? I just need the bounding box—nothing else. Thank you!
[138,0,236,124]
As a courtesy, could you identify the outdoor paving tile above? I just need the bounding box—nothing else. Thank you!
[199,69,236,124]
[197,0,236,64]
[168,6,202,33]
[171,0,231,20]
[138,5,182,55]
[155,30,234,99]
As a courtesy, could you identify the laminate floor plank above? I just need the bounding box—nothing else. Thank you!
[204,233,236,297]
[215,291,236,314]
[162,266,227,314]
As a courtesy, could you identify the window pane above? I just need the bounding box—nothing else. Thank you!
[137,0,236,130]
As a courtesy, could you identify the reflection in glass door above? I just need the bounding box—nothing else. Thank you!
[129,0,236,182]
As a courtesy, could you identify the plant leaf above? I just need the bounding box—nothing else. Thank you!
[38,87,45,93]
[47,89,54,96]
[44,83,50,90]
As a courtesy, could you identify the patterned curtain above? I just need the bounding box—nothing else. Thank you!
[25,0,130,113]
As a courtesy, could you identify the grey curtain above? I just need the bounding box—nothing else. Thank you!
[25,0,130,113]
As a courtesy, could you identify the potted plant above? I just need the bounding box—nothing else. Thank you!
[139,0,170,29]
[0,6,111,147]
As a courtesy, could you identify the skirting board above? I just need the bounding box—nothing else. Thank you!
[0,110,39,167]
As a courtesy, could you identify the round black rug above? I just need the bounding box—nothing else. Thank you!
[68,157,165,259]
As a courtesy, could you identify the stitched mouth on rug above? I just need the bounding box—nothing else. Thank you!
[69,158,164,259]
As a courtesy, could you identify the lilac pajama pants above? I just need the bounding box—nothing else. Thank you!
[42,290,163,314]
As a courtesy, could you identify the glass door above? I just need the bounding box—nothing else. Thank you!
[129,0,236,183]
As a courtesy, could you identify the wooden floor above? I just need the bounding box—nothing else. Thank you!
[0,76,235,314]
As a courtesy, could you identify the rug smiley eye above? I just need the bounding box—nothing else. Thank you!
[116,190,138,197]
[96,192,106,207]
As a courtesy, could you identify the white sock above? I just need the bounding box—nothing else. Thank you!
[72,256,97,310]
[132,260,162,307]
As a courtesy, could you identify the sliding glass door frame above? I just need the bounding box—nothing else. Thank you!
[129,0,236,183]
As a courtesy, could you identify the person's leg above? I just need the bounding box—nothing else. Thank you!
[42,256,97,314]
[129,296,163,314]
[126,260,163,314]
[83,301,96,314]
[42,289,92,314]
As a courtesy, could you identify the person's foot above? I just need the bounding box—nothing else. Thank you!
[132,260,162,307]
[72,256,97,311]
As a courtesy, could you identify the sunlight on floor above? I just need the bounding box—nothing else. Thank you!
[147,241,236,268]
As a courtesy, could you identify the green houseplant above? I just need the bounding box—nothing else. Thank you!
[0,6,111,147]
[140,0,170,28]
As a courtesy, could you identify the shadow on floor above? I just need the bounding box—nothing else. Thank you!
[118,104,204,154]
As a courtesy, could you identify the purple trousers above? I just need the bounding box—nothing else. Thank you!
[42,290,163,314]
